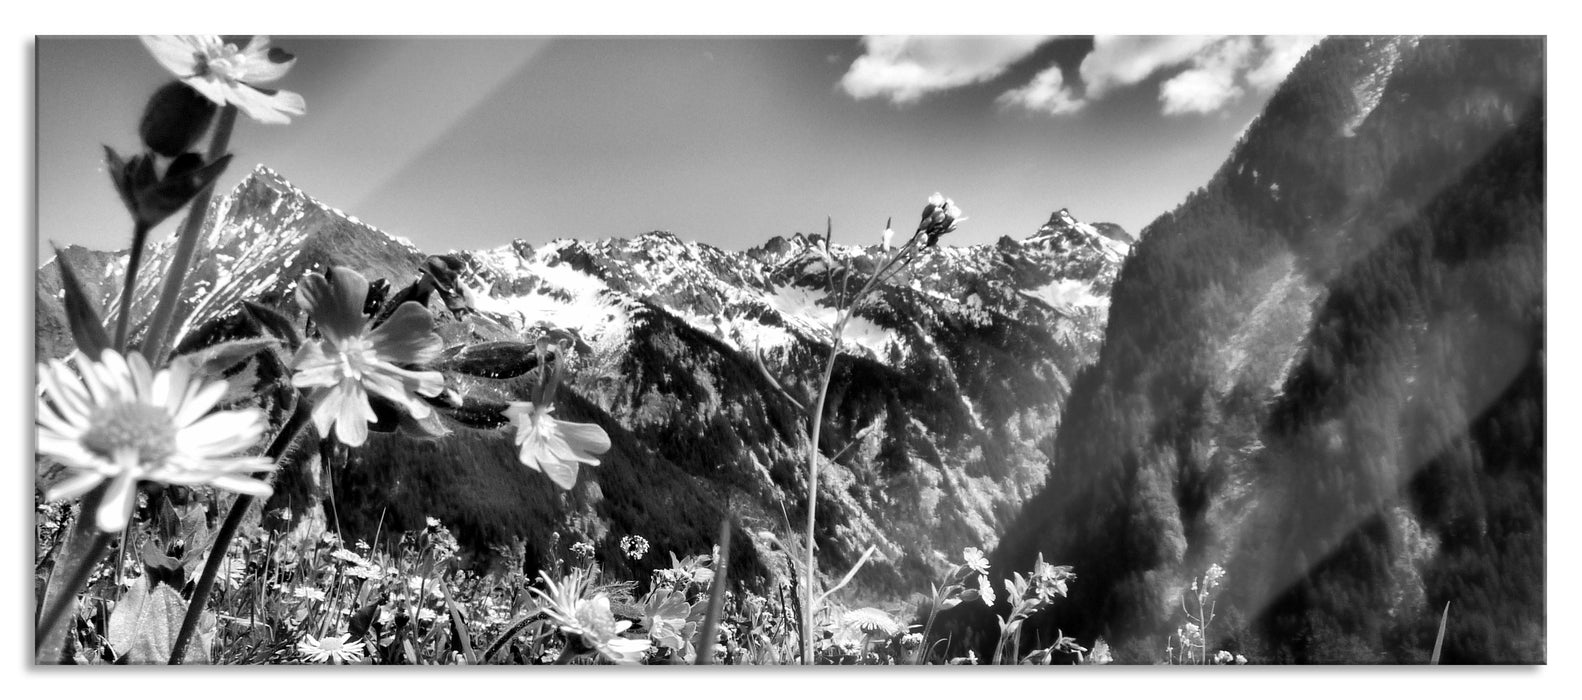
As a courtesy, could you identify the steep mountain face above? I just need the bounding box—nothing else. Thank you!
[990,36,1544,663]
[36,169,1128,604]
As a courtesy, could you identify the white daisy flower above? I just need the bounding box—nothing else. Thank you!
[139,35,306,124]
[35,350,275,533]
[296,633,366,664]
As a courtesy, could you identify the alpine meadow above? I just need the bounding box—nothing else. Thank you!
[32,34,1545,667]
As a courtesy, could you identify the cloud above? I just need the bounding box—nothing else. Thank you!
[997,35,1324,117]
[1246,35,1324,90]
[1079,35,1225,99]
[839,36,1052,105]
[996,64,1085,115]
[1159,36,1256,115]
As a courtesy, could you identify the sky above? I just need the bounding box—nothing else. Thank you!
[35,35,1321,264]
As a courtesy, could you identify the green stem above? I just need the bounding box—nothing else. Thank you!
[168,398,309,664]
[34,490,113,662]
[140,105,237,364]
[114,221,153,352]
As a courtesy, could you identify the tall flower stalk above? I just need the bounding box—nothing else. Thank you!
[799,194,962,665]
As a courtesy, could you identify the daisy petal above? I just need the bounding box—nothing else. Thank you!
[44,471,104,503]
[96,471,140,533]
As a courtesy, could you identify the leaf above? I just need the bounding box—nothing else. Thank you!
[438,395,512,429]
[438,341,540,379]
[107,577,212,663]
[177,337,279,380]
[242,301,301,348]
[52,249,111,358]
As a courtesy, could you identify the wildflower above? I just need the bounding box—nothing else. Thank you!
[291,267,445,447]
[901,632,924,650]
[502,402,611,490]
[881,223,895,251]
[1235,653,1248,665]
[620,534,650,560]
[640,589,691,650]
[1204,563,1227,592]
[426,516,441,529]
[567,594,651,664]
[294,586,326,602]
[917,193,965,247]
[417,607,439,623]
[140,35,305,124]
[1215,649,1234,664]
[320,532,342,547]
[962,547,990,577]
[35,350,275,533]
[329,548,368,566]
[842,607,901,638]
[977,576,996,607]
[570,541,596,560]
[346,564,384,580]
[296,633,366,664]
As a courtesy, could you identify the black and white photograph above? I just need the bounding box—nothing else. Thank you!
[16,8,1562,682]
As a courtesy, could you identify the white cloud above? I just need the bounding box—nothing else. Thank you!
[1247,35,1324,90]
[1159,36,1256,115]
[996,64,1085,115]
[1079,35,1225,99]
[839,35,1052,105]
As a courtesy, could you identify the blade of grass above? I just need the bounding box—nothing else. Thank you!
[1430,601,1450,664]
[696,517,733,665]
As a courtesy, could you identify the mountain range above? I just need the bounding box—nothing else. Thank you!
[37,164,1130,606]
[35,35,1545,664]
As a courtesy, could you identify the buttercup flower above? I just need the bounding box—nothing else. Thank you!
[296,633,366,664]
[140,35,306,124]
[36,350,275,533]
[291,267,445,447]
[503,402,611,490]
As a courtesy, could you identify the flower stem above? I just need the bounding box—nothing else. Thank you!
[801,315,844,666]
[168,397,309,664]
[140,104,237,364]
[34,491,113,662]
[113,221,153,352]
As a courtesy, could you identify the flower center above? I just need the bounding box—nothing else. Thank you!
[333,336,381,381]
[319,638,344,653]
[194,44,246,84]
[80,401,176,465]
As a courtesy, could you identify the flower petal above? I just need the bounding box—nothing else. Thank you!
[96,470,140,533]
[238,36,294,83]
[290,342,341,388]
[366,302,442,365]
[556,420,611,462]
[172,379,228,428]
[44,471,104,503]
[539,454,580,490]
[228,84,306,125]
[139,35,203,78]
[295,268,369,345]
[333,384,374,447]
[178,409,266,456]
